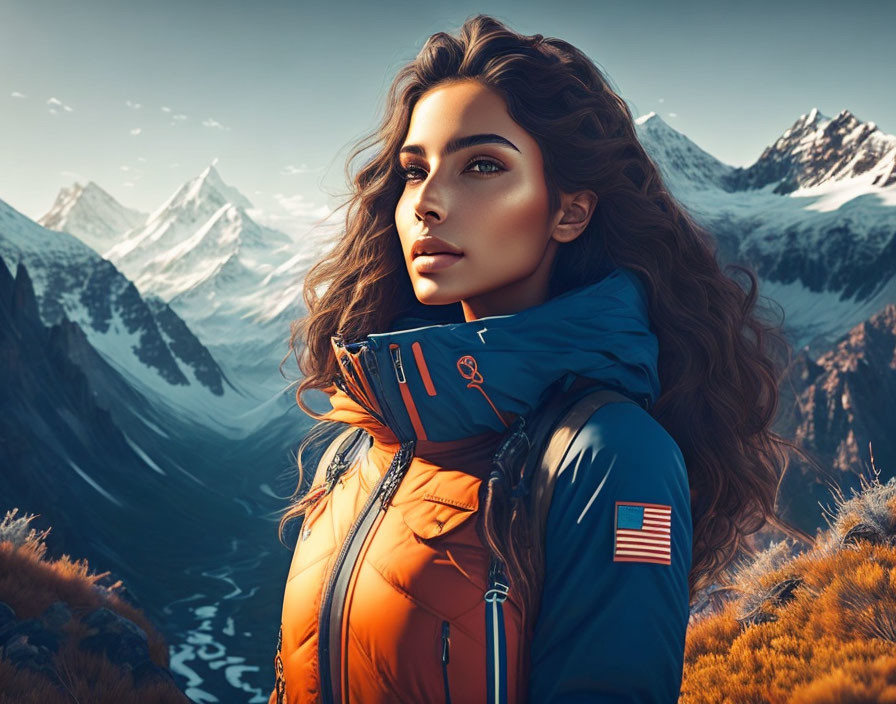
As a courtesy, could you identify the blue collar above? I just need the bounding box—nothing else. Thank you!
[328,267,659,444]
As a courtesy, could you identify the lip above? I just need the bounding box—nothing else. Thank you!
[411,235,464,259]
[413,252,464,273]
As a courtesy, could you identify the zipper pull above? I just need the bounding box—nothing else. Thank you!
[379,439,416,509]
[484,558,510,603]
[390,345,406,384]
[441,621,450,664]
[441,620,452,704]
[325,451,349,492]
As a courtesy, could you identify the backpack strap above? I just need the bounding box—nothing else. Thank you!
[484,381,641,704]
[295,425,368,514]
[320,425,369,491]
[528,387,640,545]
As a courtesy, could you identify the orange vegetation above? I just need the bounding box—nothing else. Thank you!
[682,474,896,703]
[0,509,188,703]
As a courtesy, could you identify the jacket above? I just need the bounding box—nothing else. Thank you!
[270,266,693,703]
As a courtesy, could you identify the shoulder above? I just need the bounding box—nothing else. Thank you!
[546,400,692,536]
[530,400,695,703]
[562,400,687,490]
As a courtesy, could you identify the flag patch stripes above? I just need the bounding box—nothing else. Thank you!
[613,501,672,565]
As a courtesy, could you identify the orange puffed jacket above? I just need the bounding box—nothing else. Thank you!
[269,267,693,704]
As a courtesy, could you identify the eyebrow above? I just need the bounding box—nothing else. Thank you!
[398,132,521,158]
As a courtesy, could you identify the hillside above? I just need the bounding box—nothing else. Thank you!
[0,509,189,703]
[682,467,896,702]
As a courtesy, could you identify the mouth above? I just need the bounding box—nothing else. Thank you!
[412,252,464,273]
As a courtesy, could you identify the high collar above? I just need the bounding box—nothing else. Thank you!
[321,267,660,456]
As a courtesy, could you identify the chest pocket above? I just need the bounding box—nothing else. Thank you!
[388,468,497,620]
[393,468,484,545]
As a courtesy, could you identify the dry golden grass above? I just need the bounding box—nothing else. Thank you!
[682,470,896,704]
[0,509,188,703]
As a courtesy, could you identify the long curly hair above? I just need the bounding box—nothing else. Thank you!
[277,13,815,627]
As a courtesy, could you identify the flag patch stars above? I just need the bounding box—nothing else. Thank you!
[613,501,672,565]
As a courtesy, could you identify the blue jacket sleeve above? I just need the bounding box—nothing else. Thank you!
[527,402,693,703]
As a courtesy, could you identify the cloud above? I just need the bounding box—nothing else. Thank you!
[273,192,330,219]
[130,127,142,135]
[161,106,171,113]
[172,113,187,121]
[120,165,130,172]
[658,97,665,103]
[47,96,73,113]
[125,100,142,109]
[123,181,135,188]
[170,162,180,168]
[202,117,230,131]
[10,91,27,99]
[281,163,320,176]
[668,112,677,118]
[60,170,85,182]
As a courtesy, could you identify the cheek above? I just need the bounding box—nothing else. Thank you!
[395,196,413,254]
[473,179,550,260]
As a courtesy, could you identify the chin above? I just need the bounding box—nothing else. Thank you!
[412,284,464,308]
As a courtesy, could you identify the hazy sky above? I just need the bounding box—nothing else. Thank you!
[2,0,893,224]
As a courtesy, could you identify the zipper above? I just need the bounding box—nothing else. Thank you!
[317,338,416,703]
[484,557,510,704]
[274,624,286,704]
[333,339,389,428]
[359,339,412,442]
[318,438,416,704]
[390,343,429,441]
[441,620,452,704]
[325,430,367,493]
[340,336,414,443]
[390,344,406,383]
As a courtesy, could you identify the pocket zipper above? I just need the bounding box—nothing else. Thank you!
[441,620,452,704]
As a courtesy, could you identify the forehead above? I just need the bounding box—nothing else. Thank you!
[403,80,529,150]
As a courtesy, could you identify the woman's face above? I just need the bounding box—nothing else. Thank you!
[394,79,592,321]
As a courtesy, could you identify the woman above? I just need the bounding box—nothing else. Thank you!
[270,14,807,704]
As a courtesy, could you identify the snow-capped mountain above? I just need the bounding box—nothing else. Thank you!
[0,253,305,702]
[725,108,896,193]
[38,181,147,254]
[635,109,896,357]
[0,197,273,436]
[103,164,265,269]
[635,111,737,192]
[44,165,337,399]
[38,110,896,394]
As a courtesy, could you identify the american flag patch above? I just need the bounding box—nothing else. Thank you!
[613,501,672,565]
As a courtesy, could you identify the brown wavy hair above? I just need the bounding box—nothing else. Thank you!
[277,13,816,627]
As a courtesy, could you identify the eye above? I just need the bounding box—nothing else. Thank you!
[466,158,504,175]
[397,156,505,183]
[397,164,427,182]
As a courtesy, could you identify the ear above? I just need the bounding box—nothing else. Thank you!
[550,189,598,244]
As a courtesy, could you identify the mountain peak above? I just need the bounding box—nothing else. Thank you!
[153,164,253,221]
[635,111,662,127]
[198,163,224,186]
[732,107,895,192]
[633,111,734,191]
[37,181,146,254]
[83,180,106,195]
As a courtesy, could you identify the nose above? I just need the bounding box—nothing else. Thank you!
[411,171,445,223]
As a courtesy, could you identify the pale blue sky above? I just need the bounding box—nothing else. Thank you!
[1,0,893,223]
